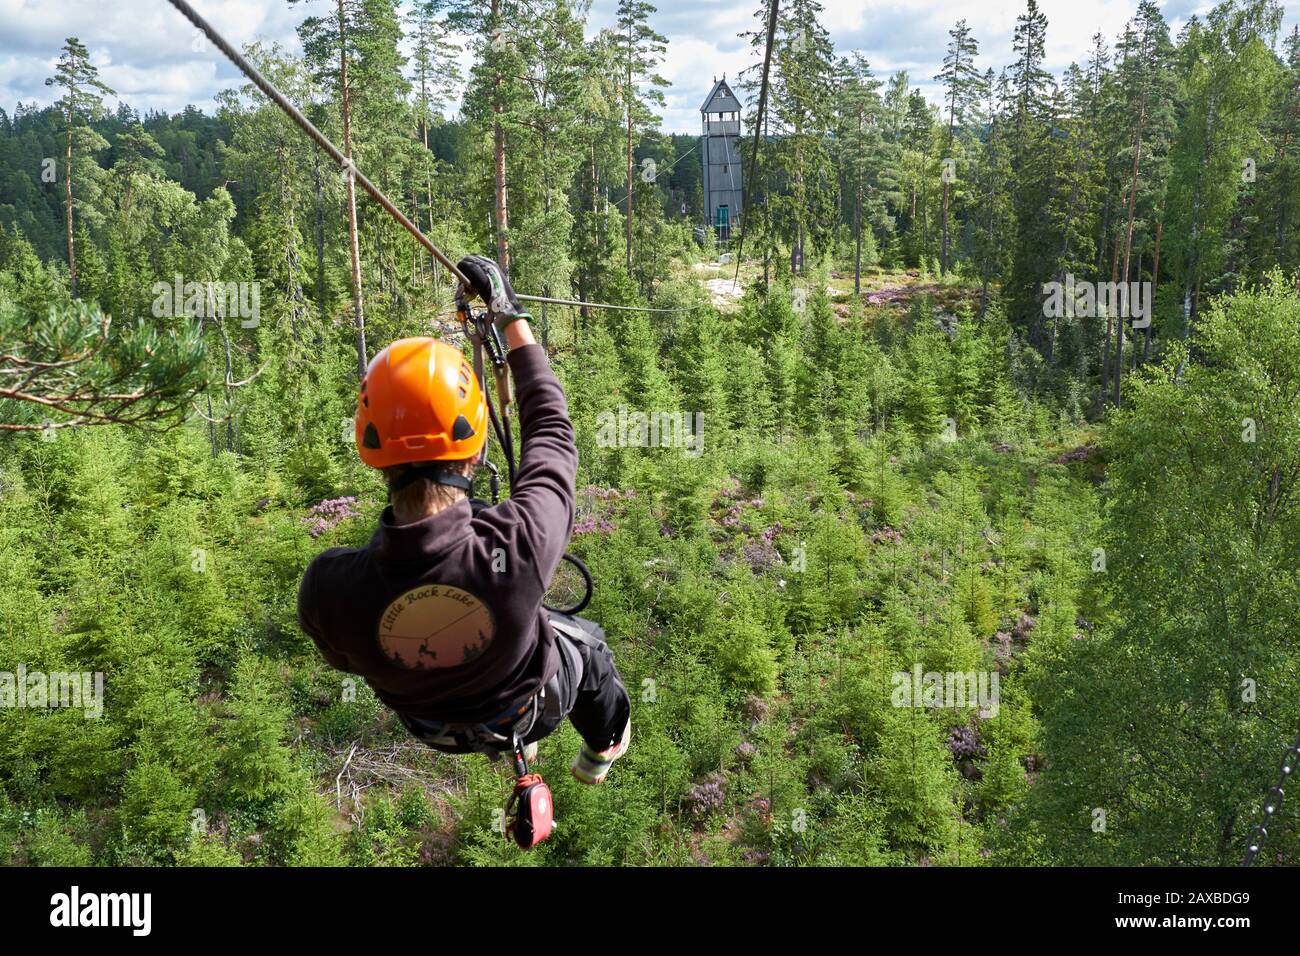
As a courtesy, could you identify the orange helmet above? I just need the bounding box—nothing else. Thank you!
[355,337,487,469]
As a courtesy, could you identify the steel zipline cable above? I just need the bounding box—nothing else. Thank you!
[164,0,700,316]
[1243,720,1300,866]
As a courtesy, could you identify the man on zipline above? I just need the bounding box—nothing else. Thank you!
[297,255,631,784]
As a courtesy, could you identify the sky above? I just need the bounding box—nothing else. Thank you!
[1,0,1297,134]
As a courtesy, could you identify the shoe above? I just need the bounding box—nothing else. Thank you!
[570,719,631,785]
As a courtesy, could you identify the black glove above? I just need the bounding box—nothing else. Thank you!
[457,255,531,330]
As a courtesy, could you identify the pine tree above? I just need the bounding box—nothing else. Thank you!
[972,69,1013,318]
[934,19,983,277]
[836,54,896,293]
[614,0,668,276]
[295,0,371,375]
[407,1,461,285]
[1107,0,1176,405]
[899,87,938,268]
[1042,65,1102,369]
[44,37,114,299]
[769,0,837,275]
[507,0,587,328]
[1006,0,1057,354]
[1164,1,1282,368]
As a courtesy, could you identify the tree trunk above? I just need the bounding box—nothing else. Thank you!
[854,153,863,294]
[338,0,366,377]
[1047,158,1085,366]
[411,184,420,286]
[1115,91,1147,408]
[625,41,634,273]
[763,111,771,292]
[940,177,950,277]
[920,140,931,254]
[424,119,438,287]
[377,167,389,295]
[1101,233,1119,405]
[1145,219,1161,363]
[493,118,509,269]
[941,89,956,276]
[1120,105,1146,287]
[580,143,596,329]
[278,136,307,345]
[313,145,326,317]
[1176,98,1213,380]
[419,68,438,286]
[491,0,510,271]
[979,145,995,318]
[65,123,77,298]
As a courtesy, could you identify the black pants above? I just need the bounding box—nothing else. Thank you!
[530,613,630,753]
[399,613,630,755]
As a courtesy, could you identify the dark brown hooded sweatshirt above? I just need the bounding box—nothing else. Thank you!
[297,344,577,724]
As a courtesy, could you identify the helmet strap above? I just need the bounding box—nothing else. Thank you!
[387,463,474,496]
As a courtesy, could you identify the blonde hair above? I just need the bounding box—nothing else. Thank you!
[383,458,477,522]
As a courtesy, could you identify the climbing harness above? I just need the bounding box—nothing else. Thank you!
[398,636,570,850]
[399,614,596,850]
[398,659,567,759]
[1242,719,1300,866]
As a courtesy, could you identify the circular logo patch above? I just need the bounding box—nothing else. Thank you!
[377,584,495,670]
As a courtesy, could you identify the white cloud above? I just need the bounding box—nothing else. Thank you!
[0,0,303,112]
[1,0,1296,131]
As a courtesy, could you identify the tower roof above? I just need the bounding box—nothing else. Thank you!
[700,78,741,114]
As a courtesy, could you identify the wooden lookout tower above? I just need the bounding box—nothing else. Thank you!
[700,77,743,246]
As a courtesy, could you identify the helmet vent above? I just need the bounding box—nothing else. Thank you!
[362,422,382,449]
[452,414,475,442]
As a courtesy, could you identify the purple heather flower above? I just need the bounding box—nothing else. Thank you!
[685,775,727,820]
[301,496,360,537]
[947,725,986,760]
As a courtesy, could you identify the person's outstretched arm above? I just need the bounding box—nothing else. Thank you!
[458,256,578,592]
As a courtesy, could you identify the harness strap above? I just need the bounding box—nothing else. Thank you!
[387,463,473,495]
[406,666,567,758]
[410,709,532,757]
[549,615,606,653]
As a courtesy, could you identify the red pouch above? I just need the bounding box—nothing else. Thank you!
[506,773,553,849]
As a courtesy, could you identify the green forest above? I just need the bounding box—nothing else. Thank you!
[0,0,1298,868]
